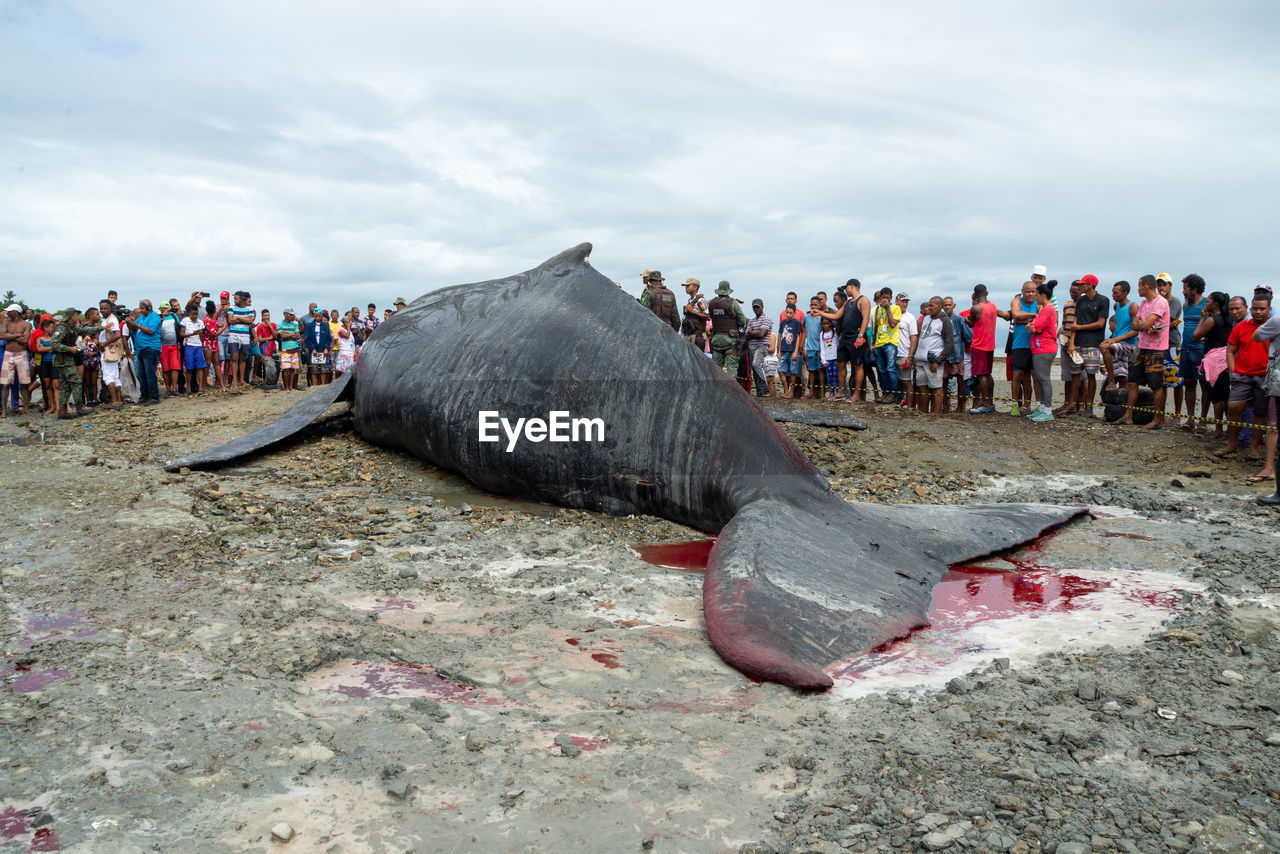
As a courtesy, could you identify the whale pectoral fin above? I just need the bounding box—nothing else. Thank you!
[162,372,355,472]
[701,498,1083,690]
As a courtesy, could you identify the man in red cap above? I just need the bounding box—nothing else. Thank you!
[1067,274,1109,416]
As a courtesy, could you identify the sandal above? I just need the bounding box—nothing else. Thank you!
[1246,474,1271,484]
[1213,447,1237,459]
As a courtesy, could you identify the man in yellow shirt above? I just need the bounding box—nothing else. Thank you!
[871,287,903,403]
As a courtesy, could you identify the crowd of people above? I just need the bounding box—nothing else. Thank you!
[0,289,410,415]
[2,269,1277,506]
[638,267,1280,506]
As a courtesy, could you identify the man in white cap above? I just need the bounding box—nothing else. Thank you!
[0,304,33,416]
[1032,265,1048,284]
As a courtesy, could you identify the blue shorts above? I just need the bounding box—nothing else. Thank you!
[806,351,822,372]
[183,347,207,371]
[779,353,800,376]
[217,334,229,361]
[1179,346,1204,382]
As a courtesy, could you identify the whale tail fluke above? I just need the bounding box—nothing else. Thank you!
[702,497,1083,690]
[162,372,354,472]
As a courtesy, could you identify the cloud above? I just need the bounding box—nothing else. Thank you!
[1,0,1277,322]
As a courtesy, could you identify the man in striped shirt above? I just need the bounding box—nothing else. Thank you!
[226,291,256,387]
[745,299,774,397]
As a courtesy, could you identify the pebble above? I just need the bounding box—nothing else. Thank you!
[1077,676,1099,701]
[560,743,582,758]
[1215,669,1245,684]
[922,821,970,850]
[270,822,295,843]
[1265,733,1280,746]
[464,732,485,752]
[397,567,418,579]
[946,677,973,695]
[1054,843,1088,854]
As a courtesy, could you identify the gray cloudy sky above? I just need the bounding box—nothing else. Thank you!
[2,0,1277,320]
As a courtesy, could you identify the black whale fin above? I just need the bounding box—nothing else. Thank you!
[762,406,867,430]
[702,497,1083,690]
[162,372,354,472]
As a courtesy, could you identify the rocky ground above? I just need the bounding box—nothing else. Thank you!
[1,385,1277,853]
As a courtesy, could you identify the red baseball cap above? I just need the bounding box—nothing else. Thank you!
[220,290,230,299]
[1072,274,1098,287]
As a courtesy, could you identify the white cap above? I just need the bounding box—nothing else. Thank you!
[1031,265,1047,278]
[4,304,21,313]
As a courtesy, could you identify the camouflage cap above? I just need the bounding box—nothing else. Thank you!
[394,297,407,305]
[715,280,733,296]
[648,271,664,282]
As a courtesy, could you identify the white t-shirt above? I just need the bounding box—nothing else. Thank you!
[99,314,120,345]
[180,317,203,347]
[897,311,917,355]
[819,330,837,362]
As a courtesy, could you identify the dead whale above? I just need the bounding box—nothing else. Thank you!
[166,243,1081,689]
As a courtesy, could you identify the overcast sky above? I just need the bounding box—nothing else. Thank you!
[3,1,1276,321]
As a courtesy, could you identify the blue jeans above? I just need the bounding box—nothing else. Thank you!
[874,343,898,393]
[136,347,161,401]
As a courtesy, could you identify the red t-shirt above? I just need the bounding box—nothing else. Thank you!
[256,322,278,357]
[1228,320,1268,375]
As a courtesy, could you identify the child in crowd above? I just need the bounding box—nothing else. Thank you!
[820,318,838,399]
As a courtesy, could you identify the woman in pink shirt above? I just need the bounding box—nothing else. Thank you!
[1026,282,1059,421]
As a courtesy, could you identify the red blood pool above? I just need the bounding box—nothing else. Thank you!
[0,807,29,839]
[590,653,621,669]
[931,566,1109,624]
[30,826,60,852]
[635,540,714,572]
[8,669,73,694]
[564,638,580,646]
[25,611,88,633]
[331,662,479,702]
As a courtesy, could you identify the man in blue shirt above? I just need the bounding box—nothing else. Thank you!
[125,299,164,404]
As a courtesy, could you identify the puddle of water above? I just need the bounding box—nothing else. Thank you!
[829,565,1196,700]
[633,540,714,572]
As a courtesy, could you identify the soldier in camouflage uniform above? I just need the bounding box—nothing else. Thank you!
[50,307,103,417]
[708,280,747,375]
[639,271,680,332]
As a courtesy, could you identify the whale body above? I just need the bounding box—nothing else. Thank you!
[167,243,1079,689]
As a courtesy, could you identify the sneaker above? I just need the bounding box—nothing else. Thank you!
[1010,404,1021,417]
[1030,409,1055,422]
[1024,406,1037,418]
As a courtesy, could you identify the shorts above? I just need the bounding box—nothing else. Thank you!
[962,352,972,381]
[683,333,705,351]
[971,349,994,377]
[806,351,822,372]
[183,346,207,371]
[837,339,864,364]
[1230,373,1268,411]
[1163,347,1183,389]
[779,353,800,376]
[1060,346,1080,381]
[914,361,944,389]
[1132,348,1165,389]
[160,345,182,371]
[217,334,229,362]
[280,349,299,370]
[226,339,251,357]
[0,351,32,385]
[39,360,57,381]
[1077,346,1102,375]
[100,356,120,387]
[309,352,332,373]
[1110,342,1134,378]
[1009,348,1032,372]
[1179,346,1204,383]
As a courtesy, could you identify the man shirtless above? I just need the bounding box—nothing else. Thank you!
[0,304,33,416]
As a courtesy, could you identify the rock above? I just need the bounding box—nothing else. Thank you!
[1192,815,1269,852]
[1180,466,1212,478]
[553,733,574,747]
[1174,820,1205,838]
[994,794,1028,811]
[397,567,418,579]
[1055,843,1089,854]
[1213,670,1244,685]
[561,743,582,758]
[922,821,970,850]
[1077,677,1099,701]
[1265,733,1280,746]
[739,843,778,854]
[270,822,295,842]
[1171,477,1186,488]
[946,677,973,695]
[464,732,485,752]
